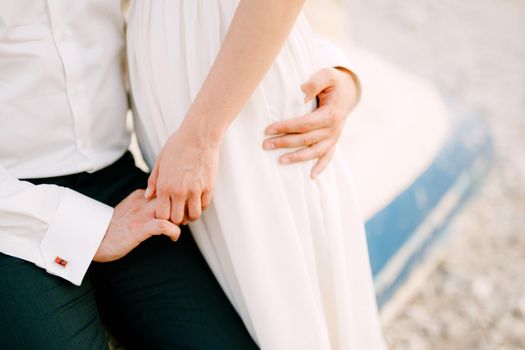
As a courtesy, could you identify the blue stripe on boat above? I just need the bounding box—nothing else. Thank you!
[364,99,493,308]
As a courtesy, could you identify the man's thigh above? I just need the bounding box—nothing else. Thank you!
[0,253,108,350]
[88,157,257,349]
[92,234,257,350]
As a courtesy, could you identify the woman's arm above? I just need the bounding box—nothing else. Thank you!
[180,0,306,143]
[147,0,306,224]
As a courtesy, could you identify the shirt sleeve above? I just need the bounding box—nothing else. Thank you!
[0,166,113,286]
[315,37,362,103]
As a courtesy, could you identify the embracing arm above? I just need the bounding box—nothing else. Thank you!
[147,0,307,224]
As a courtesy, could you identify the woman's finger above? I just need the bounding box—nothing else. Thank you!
[181,207,189,226]
[170,194,186,225]
[187,192,202,222]
[263,129,328,150]
[311,144,336,179]
[145,161,160,199]
[155,191,172,220]
[301,68,336,103]
[265,105,334,136]
[279,140,333,165]
[201,190,212,210]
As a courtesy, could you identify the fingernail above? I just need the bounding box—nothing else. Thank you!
[266,128,278,135]
[144,187,152,198]
[280,157,291,164]
[263,142,275,150]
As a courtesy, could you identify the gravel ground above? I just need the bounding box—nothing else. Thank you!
[343,0,525,349]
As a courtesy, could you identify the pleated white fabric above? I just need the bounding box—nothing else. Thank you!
[127,1,386,349]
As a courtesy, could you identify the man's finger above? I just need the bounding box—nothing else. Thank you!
[263,129,328,150]
[265,105,333,135]
[130,189,146,199]
[279,140,333,165]
[301,68,335,103]
[311,145,336,179]
[144,219,181,242]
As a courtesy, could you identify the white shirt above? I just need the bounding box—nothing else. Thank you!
[0,0,128,285]
[0,0,352,286]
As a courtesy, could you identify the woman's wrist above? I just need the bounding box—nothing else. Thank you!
[334,66,362,106]
[178,114,226,149]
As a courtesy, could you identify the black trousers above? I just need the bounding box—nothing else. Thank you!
[0,152,257,350]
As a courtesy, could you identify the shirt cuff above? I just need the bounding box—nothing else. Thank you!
[40,188,113,286]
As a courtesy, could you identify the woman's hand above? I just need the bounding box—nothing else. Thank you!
[145,127,220,225]
[141,0,306,224]
[263,67,360,179]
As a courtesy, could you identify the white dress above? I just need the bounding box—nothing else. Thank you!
[127,1,385,349]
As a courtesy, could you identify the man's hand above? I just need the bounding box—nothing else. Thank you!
[263,67,360,179]
[94,190,181,263]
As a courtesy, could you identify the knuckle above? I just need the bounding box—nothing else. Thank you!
[279,125,291,134]
[320,68,333,82]
[303,81,314,92]
[157,209,169,220]
[298,135,311,146]
[158,221,169,232]
[131,190,144,199]
[288,154,299,162]
[306,134,318,145]
[172,186,186,198]
[315,148,325,158]
[171,208,183,219]
[297,123,309,133]
[300,135,311,146]
[130,206,141,215]
[304,120,314,130]
[189,185,202,195]
[156,183,169,197]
